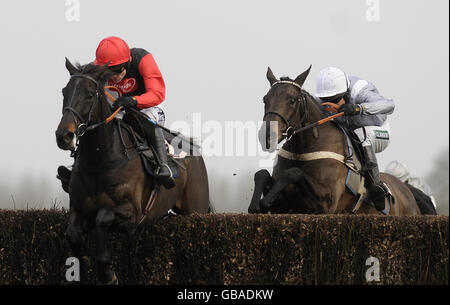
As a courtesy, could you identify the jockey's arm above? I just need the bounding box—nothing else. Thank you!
[356,86,395,116]
[134,53,166,109]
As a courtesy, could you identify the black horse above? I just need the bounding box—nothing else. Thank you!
[56,59,210,284]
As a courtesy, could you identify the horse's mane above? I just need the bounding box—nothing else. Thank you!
[302,89,323,111]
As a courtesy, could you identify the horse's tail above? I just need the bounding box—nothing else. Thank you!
[208,199,216,214]
[405,183,437,215]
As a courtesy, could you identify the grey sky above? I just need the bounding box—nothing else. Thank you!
[0,0,448,211]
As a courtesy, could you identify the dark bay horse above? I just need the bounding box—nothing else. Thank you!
[56,59,210,284]
[248,66,424,215]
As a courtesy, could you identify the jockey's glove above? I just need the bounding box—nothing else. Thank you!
[338,104,362,116]
[114,96,138,109]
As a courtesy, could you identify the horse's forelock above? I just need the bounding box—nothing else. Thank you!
[80,63,101,74]
[280,76,292,82]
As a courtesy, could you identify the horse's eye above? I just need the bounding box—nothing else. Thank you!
[289,98,296,105]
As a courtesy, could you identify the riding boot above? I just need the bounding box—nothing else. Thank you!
[144,123,176,189]
[56,165,71,193]
[363,145,388,211]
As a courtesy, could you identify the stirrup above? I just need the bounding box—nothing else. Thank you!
[160,164,173,178]
[370,182,389,211]
[370,183,388,198]
[156,164,175,189]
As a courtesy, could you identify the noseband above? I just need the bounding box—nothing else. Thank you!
[63,74,102,137]
[263,80,308,141]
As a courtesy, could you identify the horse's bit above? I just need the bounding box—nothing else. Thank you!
[262,80,308,141]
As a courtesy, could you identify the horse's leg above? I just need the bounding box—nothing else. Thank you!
[248,169,273,213]
[260,167,325,211]
[95,208,117,284]
[66,207,90,282]
[66,208,83,261]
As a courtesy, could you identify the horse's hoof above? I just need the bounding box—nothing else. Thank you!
[248,206,261,214]
[105,272,118,285]
[99,272,118,285]
[260,199,271,211]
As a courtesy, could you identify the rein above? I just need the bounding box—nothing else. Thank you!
[289,111,345,137]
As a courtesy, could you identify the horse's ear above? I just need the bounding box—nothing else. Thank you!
[65,57,79,75]
[294,65,312,87]
[267,67,277,86]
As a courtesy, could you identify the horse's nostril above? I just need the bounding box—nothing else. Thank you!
[64,132,75,144]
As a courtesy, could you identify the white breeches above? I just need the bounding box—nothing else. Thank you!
[354,120,391,153]
[140,106,166,126]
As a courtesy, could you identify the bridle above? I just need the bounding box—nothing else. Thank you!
[63,74,102,137]
[263,80,309,141]
[63,74,121,138]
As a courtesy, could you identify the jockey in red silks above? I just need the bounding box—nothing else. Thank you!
[57,36,175,191]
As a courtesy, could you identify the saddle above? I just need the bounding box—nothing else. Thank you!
[331,121,394,215]
[119,112,183,180]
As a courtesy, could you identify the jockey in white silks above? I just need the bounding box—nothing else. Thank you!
[315,67,394,211]
[384,160,437,208]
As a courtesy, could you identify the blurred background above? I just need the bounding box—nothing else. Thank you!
[0,0,448,214]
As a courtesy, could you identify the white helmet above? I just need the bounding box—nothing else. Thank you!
[384,160,410,182]
[316,67,349,98]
